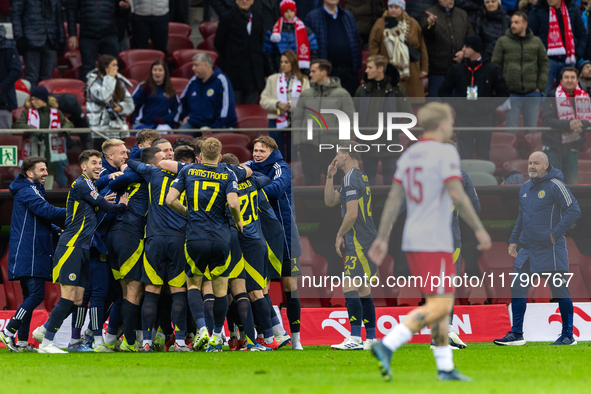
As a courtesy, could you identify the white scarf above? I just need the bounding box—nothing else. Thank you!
[383,19,410,80]
[555,84,591,143]
[276,73,302,128]
[25,107,66,162]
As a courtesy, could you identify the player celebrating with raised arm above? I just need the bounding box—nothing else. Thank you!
[324,141,377,351]
[33,150,128,354]
[165,138,244,352]
[368,103,491,381]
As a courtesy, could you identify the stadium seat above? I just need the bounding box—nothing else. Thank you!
[198,21,219,39]
[169,22,192,37]
[39,78,85,93]
[62,50,82,79]
[166,35,194,62]
[64,164,82,185]
[208,133,251,148]
[121,61,154,82]
[124,136,137,150]
[467,285,489,305]
[502,160,528,179]
[119,49,165,70]
[170,77,190,97]
[196,34,217,51]
[579,147,591,160]
[44,283,61,312]
[468,172,498,186]
[159,134,194,145]
[221,145,252,162]
[491,132,517,147]
[477,241,513,304]
[578,159,591,172]
[489,144,520,174]
[52,88,86,106]
[12,106,25,123]
[268,280,286,306]
[524,132,543,155]
[460,159,496,175]
[171,49,218,67]
[299,235,331,305]
[126,78,139,95]
[236,104,267,120]
[578,171,591,184]
[236,116,268,130]
[171,62,196,79]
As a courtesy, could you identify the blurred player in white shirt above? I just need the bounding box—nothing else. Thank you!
[368,102,491,382]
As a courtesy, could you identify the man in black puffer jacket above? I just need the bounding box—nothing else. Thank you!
[439,35,509,160]
[66,0,125,81]
[0,26,21,129]
[12,0,65,87]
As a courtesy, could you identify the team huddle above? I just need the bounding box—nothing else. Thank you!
[1,131,304,354]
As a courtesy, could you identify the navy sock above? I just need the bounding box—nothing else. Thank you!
[157,292,173,336]
[450,304,454,324]
[213,296,228,334]
[361,294,376,339]
[107,297,123,336]
[171,292,187,341]
[252,298,273,339]
[45,298,75,341]
[227,299,238,332]
[122,300,141,344]
[235,293,256,343]
[203,294,215,334]
[345,291,362,337]
[6,308,27,335]
[511,297,527,335]
[284,289,301,333]
[141,292,159,341]
[265,294,281,327]
[9,278,45,338]
[70,306,87,340]
[187,289,206,330]
[557,298,574,337]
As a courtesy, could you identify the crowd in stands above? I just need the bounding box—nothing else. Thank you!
[4,0,591,186]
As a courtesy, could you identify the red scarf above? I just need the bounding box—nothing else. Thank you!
[555,84,591,143]
[547,1,576,64]
[270,17,311,69]
[24,107,66,162]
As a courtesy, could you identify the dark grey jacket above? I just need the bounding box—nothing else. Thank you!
[11,0,65,50]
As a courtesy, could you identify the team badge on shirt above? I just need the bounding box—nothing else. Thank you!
[69,273,76,281]
[538,191,545,199]
[207,89,214,97]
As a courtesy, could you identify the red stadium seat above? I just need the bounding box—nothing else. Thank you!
[502,159,528,179]
[477,241,513,304]
[578,171,591,184]
[52,88,86,106]
[299,235,331,306]
[236,104,267,121]
[169,22,192,37]
[197,34,217,51]
[578,159,591,172]
[171,62,196,79]
[126,78,139,95]
[64,164,82,185]
[489,145,520,174]
[221,145,252,162]
[166,35,195,63]
[579,147,591,160]
[124,136,137,150]
[268,280,286,306]
[236,117,267,133]
[12,106,25,123]
[44,283,61,312]
[39,78,86,93]
[171,49,218,67]
[208,133,251,148]
[119,49,165,70]
[491,132,517,147]
[198,21,219,39]
[524,132,543,155]
[121,61,154,82]
[170,77,190,97]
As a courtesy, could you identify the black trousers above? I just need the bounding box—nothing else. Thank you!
[131,13,169,55]
[455,117,493,160]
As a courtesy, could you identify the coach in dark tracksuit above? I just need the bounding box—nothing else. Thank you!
[0,157,65,352]
[495,151,581,346]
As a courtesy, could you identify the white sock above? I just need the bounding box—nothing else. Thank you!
[143,339,153,346]
[272,323,286,336]
[257,333,264,339]
[264,336,274,344]
[136,331,143,343]
[448,324,454,333]
[292,332,300,343]
[70,338,82,344]
[94,335,104,347]
[175,339,186,347]
[433,345,454,372]
[382,323,413,352]
[17,340,28,347]
[350,336,362,343]
[105,333,117,345]
[41,338,53,347]
[3,329,14,337]
[39,326,47,334]
[213,329,222,337]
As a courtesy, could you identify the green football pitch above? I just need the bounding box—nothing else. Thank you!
[2,343,590,394]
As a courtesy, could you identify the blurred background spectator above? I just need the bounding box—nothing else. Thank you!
[502,169,525,184]
[407,0,437,21]
[215,0,266,105]
[420,0,474,98]
[85,54,134,146]
[260,50,309,162]
[12,0,64,87]
[132,60,181,130]
[12,86,72,188]
[171,0,190,24]
[475,0,511,63]
[528,0,586,94]
[492,10,548,134]
[579,59,591,93]
[0,25,20,129]
[179,53,237,132]
[344,0,384,45]
[264,0,318,75]
[55,92,91,149]
[369,0,428,100]
[130,0,169,55]
[305,0,362,96]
